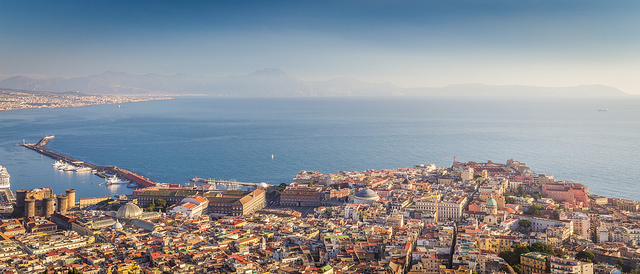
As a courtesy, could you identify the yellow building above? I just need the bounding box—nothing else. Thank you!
[520,252,549,274]
[475,236,514,254]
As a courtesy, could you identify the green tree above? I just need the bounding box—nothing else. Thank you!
[155,198,167,209]
[553,248,567,258]
[576,250,595,262]
[147,199,156,212]
[526,205,544,216]
[505,196,515,204]
[531,192,542,200]
[517,185,525,197]
[514,244,530,259]
[530,242,552,254]
[519,219,531,231]
[498,250,518,266]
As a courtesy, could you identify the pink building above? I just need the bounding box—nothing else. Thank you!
[542,181,589,208]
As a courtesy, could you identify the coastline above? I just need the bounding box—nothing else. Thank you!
[1,96,639,201]
[0,89,173,112]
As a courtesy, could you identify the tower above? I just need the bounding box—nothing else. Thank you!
[44,197,55,217]
[15,190,27,208]
[57,195,68,214]
[24,198,35,218]
[66,189,76,209]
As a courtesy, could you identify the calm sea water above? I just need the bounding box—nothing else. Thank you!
[0,96,639,200]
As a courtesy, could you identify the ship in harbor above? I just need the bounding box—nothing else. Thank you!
[105,175,129,185]
[0,165,16,205]
[0,165,10,189]
[53,160,94,173]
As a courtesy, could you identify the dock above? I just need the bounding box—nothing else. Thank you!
[20,136,159,188]
[190,177,261,188]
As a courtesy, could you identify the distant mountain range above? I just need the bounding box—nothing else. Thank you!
[0,69,627,97]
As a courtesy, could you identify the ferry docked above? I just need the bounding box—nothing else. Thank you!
[105,175,129,185]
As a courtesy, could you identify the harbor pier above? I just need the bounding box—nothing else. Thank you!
[20,136,159,188]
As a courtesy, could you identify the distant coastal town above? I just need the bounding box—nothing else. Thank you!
[0,89,171,112]
[0,157,639,273]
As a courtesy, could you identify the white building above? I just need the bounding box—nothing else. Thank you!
[597,227,609,243]
[170,195,208,218]
[437,197,467,222]
[344,203,361,220]
[519,215,573,240]
[550,256,593,274]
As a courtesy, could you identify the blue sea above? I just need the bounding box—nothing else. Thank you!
[0,96,639,200]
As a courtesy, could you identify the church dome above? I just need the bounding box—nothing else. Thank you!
[116,202,143,219]
[355,188,379,200]
[486,196,497,207]
[112,220,123,230]
[354,188,380,204]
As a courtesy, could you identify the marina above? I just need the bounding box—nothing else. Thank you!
[20,136,162,189]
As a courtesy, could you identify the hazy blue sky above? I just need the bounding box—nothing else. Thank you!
[1,0,639,93]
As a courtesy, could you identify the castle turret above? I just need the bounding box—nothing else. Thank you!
[66,189,76,209]
[15,190,27,207]
[57,195,68,214]
[24,198,35,218]
[44,197,55,217]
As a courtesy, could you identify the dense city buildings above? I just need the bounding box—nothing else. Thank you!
[0,159,639,273]
[0,89,171,112]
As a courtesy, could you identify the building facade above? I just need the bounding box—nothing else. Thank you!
[280,186,323,206]
[521,252,550,274]
[550,256,593,274]
[207,188,265,217]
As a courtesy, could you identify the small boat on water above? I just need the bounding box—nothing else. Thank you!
[598,108,608,112]
[105,175,128,185]
[75,167,92,173]
[52,160,65,168]
[127,181,138,188]
[62,164,77,172]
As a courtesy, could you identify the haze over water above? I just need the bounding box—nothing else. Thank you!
[0,96,638,200]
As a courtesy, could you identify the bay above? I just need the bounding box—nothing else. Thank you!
[0,96,638,200]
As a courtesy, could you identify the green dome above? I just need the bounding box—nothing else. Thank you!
[486,197,497,207]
